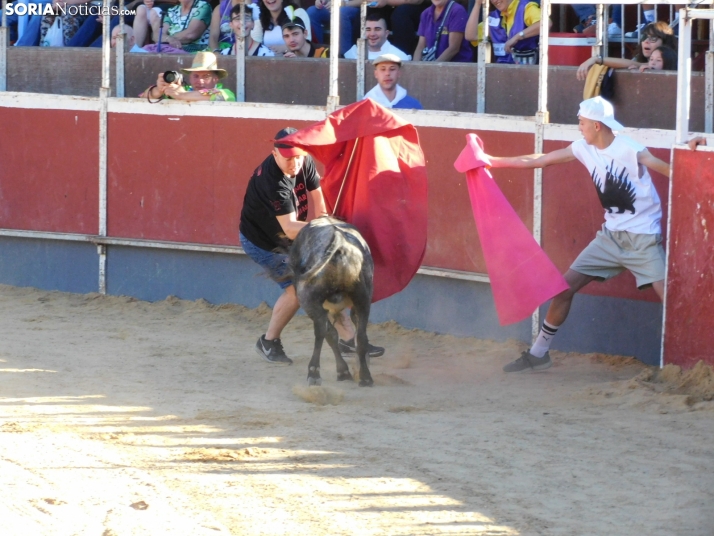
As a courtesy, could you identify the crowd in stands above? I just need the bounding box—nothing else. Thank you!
[3,1,689,105]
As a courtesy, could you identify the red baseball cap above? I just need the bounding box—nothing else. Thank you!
[273,127,307,157]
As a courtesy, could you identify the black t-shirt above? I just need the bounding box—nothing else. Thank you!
[239,154,321,251]
[308,42,330,58]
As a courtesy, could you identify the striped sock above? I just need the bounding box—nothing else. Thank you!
[529,321,559,358]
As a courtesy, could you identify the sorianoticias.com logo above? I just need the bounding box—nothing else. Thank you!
[5,2,135,16]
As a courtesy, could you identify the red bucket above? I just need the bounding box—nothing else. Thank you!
[548,33,596,66]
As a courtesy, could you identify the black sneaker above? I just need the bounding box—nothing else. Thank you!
[255,335,293,365]
[503,350,552,373]
[338,337,385,357]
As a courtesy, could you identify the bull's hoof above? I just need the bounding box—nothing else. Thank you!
[359,378,374,387]
[307,376,322,386]
[336,371,353,382]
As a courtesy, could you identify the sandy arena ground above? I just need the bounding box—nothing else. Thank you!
[0,284,713,535]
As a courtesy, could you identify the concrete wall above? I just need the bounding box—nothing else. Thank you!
[5,47,706,131]
[0,236,663,365]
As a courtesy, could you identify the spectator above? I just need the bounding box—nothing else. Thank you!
[252,0,311,55]
[15,0,87,46]
[688,136,708,151]
[38,0,93,46]
[220,3,274,56]
[413,0,471,63]
[385,0,429,58]
[209,0,259,53]
[625,3,656,38]
[571,4,623,38]
[308,0,427,58]
[3,8,19,43]
[12,0,57,46]
[577,21,676,81]
[282,16,329,58]
[638,45,677,72]
[133,0,211,52]
[343,11,411,61]
[65,0,148,48]
[465,0,543,65]
[111,23,138,49]
[363,54,423,109]
[132,0,165,47]
[141,51,237,101]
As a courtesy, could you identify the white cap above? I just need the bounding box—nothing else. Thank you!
[578,96,624,131]
[372,53,403,66]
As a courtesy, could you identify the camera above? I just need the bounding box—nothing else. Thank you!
[163,70,182,84]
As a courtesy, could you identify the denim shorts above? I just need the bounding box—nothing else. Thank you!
[239,232,293,290]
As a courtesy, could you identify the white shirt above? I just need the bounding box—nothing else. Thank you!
[571,135,662,235]
[363,84,408,109]
[344,40,411,61]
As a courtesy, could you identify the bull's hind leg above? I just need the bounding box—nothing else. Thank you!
[351,304,373,387]
[325,313,352,382]
[307,312,329,386]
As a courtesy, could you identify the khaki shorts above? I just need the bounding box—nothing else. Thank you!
[570,225,665,289]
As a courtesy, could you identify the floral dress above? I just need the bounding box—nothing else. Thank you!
[165,0,212,53]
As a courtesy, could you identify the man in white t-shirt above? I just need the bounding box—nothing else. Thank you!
[344,12,411,61]
[483,97,671,373]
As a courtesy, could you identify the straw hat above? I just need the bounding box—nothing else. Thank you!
[180,52,227,80]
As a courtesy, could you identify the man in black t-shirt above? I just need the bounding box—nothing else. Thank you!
[240,128,384,365]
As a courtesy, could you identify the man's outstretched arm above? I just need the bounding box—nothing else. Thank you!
[637,149,670,177]
[487,146,576,169]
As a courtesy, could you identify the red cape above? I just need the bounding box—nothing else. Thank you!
[282,100,428,302]
[454,134,569,325]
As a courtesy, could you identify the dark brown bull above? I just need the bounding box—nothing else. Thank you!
[289,216,374,387]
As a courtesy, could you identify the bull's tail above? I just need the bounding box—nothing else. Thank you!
[299,225,341,282]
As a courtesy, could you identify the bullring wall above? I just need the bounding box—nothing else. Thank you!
[0,92,673,364]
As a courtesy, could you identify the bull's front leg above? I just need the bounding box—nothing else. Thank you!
[307,315,328,386]
[325,314,352,382]
[352,307,373,387]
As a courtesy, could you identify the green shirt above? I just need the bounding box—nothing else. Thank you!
[181,83,236,102]
[166,0,212,54]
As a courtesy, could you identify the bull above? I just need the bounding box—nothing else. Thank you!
[288,216,375,387]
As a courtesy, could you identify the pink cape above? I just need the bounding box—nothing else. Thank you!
[454,134,569,325]
[281,100,428,303]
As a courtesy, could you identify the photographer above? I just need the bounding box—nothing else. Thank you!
[141,52,236,102]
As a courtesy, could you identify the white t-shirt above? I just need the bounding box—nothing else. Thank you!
[344,40,411,61]
[570,136,662,235]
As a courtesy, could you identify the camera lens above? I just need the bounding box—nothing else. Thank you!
[163,70,180,84]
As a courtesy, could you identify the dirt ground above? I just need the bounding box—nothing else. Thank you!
[1,284,713,536]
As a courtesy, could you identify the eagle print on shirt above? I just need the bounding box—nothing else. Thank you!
[591,161,636,214]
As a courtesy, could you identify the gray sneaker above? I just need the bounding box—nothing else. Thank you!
[503,351,552,373]
[255,335,293,365]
